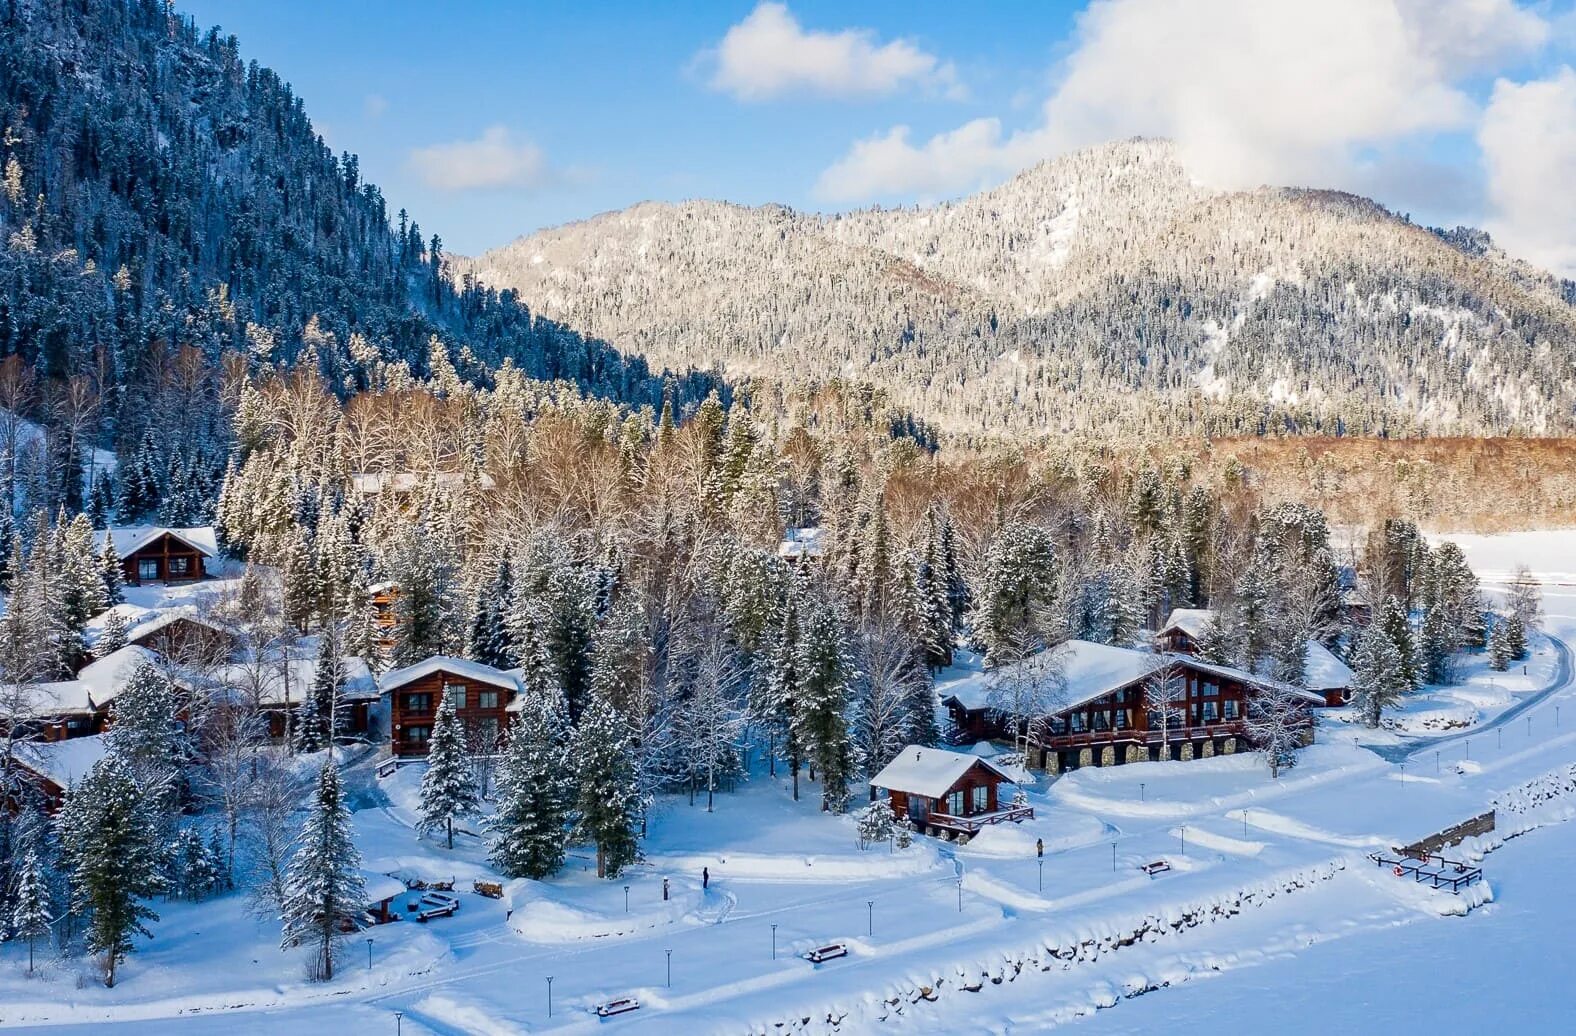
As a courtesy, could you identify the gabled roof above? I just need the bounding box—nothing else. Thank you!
[1301,640,1354,692]
[938,640,1163,713]
[871,744,1016,799]
[18,645,164,716]
[379,655,523,695]
[777,526,824,560]
[93,525,218,559]
[1159,608,1215,639]
[209,652,380,706]
[8,735,109,791]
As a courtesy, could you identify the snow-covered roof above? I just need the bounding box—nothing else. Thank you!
[1302,640,1354,692]
[210,652,380,706]
[1159,608,1215,639]
[18,645,163,716]
[870,745,1017,799]
[938,640,1163,713]
[362,871,407,905]
[350,471,496,495]
[9,734,109,790]
[379,656,523,695]
[777,526,824,560]
[93,525,218,559]
[367,580,398,596]
[126,606,234,645]
[1182,655,1330,707]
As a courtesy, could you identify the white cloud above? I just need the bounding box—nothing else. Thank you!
[1478,67,1576,276]
[408,126,552,193]
[815,0,1551,202]
[707,2,960,101]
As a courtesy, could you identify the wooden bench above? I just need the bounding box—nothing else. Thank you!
[1139,861,1171,877]
[804,942,848,963]
[595,997,641,1017]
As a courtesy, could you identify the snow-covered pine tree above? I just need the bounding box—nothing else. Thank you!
[106,660,186,805]
[58,756,162,987]
[292,692,326,755]
[1418,606,1454,684]
[670,633,744,811]
[10,847,53,973]
[792,602,855,813]
[61,514,107,638]
[1377,595,1419,690]
[1488,613,1514,670]
[279,764,365,982]
[487,687,570,879]
[388,521,455,666]
[172,827,221,901]
[304,631,346,745]
[854,798,896,850]
[280,529,318,634]
[972,520,1058,665]
[466,557,514,669]
[571,689,642,878]
[95,609,129,658]
[1504,611,1528,662]
[417,694,479,849]
[1350,626,1407,727]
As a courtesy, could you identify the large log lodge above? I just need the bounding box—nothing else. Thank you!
[381,656,523,757]
[940,639,1326,772]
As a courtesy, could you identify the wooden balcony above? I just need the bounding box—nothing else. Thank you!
[927,803,1035,836]
[1035,720,1247,753]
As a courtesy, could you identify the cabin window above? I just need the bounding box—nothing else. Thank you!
[405,693,432,713]
[1202,700,1220,723]
[478,690,500,710]
[1092,711,1110,732]
[1202,681,1219,697]
[449,686,467,710]
[405,725,431,744]
[971,785,989,813]
[1114,709,1132,730]
[1224,699,1239,720]
[1070,713,1086,733]
[1048,716,1066,735]
[169,556,190,576]
[946,790,964,815]
[138,559,158,581]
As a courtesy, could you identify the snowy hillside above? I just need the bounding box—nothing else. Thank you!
[463,139,1576,439]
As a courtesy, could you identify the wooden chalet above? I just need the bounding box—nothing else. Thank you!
[940,639,1326,773]
[368,581,399,654]
[381,656,523,757]
[119,608,236,662]
[1,645,164,745]
[1154,608,1213,654]
[870,745,1030,839]
[94,526,218,585]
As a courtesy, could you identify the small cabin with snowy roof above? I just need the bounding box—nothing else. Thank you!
[869,745,1030,839]
[5,734,108,810]
[381,656,523,757]
[777,527,824,563]
[94,525,217,585]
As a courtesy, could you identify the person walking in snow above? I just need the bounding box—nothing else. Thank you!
[702,867,709,890]
[663,877,669,901]
[1036,838,1044,858]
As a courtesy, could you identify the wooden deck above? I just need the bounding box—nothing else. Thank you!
[927,804,1035,836]
[1367,850,1484,894]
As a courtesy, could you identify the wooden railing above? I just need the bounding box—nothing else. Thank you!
[927,804,1035,835]
[1035,720,1247,752]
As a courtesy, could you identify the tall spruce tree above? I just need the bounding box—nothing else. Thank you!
[1377,596,1419,690]
[571,690,642,878]
[487,688,570,879]
[58,756,162,987]
[1350,626,1407,728]
[793,603,855,813]
[11,847,54,974]
[280,764,365,982]
[417,695,479,849]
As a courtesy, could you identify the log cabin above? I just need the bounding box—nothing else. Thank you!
[939,639,1326,773]
[1,645,165,746]
[869,745,1029,839]
[381,656,523,757]
[94,526,218,585]
[368,581,399,655]
[122,609,237,664]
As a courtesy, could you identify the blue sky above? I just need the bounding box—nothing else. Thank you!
[180,2,1576,274]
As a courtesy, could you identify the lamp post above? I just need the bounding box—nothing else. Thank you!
[1180,825,1186,856]
[1498,727,1503,750]
[1242,809,1248,837]
[956,879,963,913]
[547,976,554,1018]
[1436,750,1440,775]
[771,924,778,960]
[867,900,874,936]
[366,937,373,973]
[1112,842,1117,872]
[1527,715,1532,737]
[394,1011,402,1036]
[624,885,630,914]
[666,948,672,988]
[1038,859,1044,892]
[1139,782,1145,803]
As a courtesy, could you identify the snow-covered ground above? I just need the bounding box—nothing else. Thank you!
[5,530,1576,1033]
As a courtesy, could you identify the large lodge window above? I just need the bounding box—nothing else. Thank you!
[1202,700,1219,723]
[405,693,432,713]
[1069,713,1086,733]
[404,725,431,744]
[449,686,467,710]
[138,559,158,581]
[1224,699,1239,720]
[1201,680,1220,697]
[168,556,190,576]
[971,785,988,813]
[946,790,964,815]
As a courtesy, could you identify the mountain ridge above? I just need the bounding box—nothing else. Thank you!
[462,138,1576,439]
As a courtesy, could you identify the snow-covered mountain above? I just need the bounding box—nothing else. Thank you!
[463,139,1576,439]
